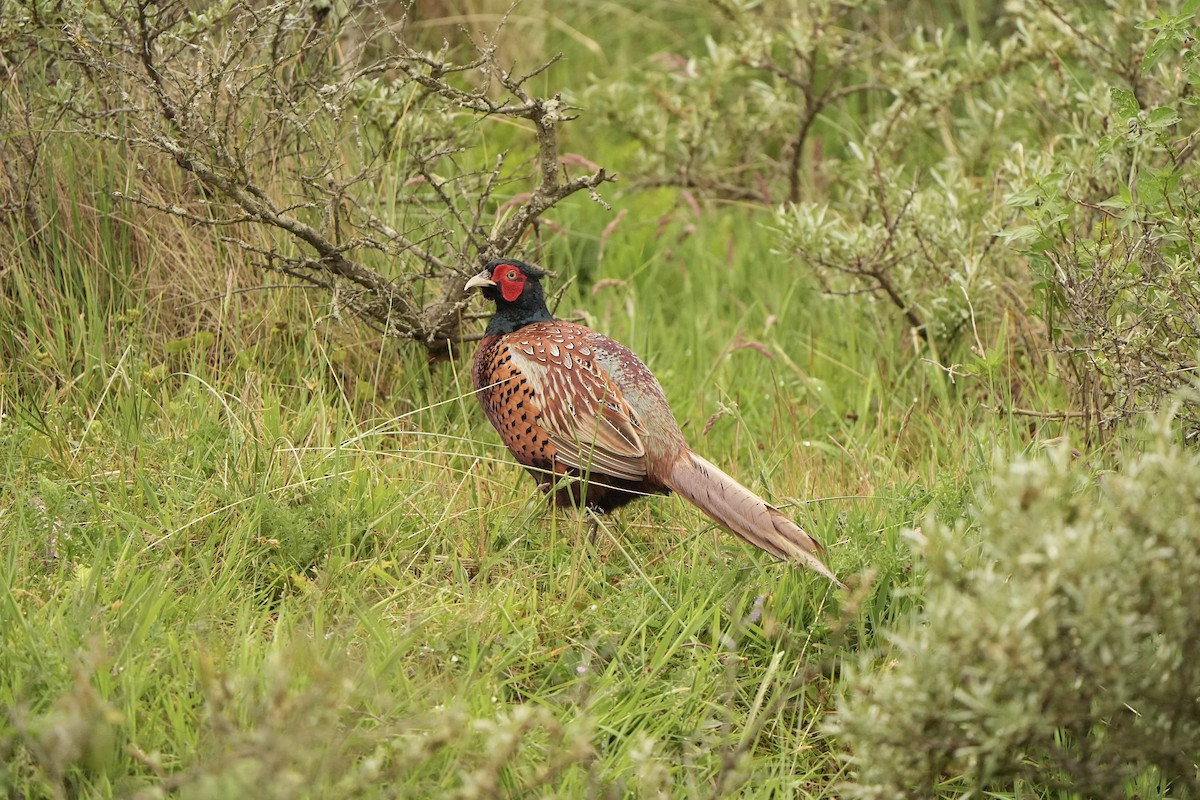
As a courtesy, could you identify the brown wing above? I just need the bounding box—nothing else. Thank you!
[505,324,649,481]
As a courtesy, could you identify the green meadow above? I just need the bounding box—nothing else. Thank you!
[3,1,1198,797]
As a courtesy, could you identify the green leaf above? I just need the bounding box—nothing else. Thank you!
[1143,38,1171,70]
[1111,87,1140,119]
[1138,170,1165,206]
[997,225,1042,244]
[1147,106,1180,128]
[1098,194,1129,211]
[1136,13,1174,31]
[1005,189,1042,208]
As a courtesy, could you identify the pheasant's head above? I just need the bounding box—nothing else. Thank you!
[466,259,554,335]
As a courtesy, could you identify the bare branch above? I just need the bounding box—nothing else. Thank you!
[37,0,614,356]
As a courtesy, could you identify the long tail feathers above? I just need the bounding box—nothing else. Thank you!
[665,450,844,588]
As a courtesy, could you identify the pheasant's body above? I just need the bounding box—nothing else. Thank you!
[472,319,684,512]
[467,260,843,586]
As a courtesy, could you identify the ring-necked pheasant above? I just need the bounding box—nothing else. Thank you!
[466,259,842,587]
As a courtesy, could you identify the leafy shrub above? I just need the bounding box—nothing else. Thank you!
[587,0,1075,344]
[1004,7,1200,434]
[836,430,1200,797]
[589,0,1200,396]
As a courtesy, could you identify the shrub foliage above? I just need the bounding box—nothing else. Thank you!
[592,0,1200,431]
[837,433,1200,797]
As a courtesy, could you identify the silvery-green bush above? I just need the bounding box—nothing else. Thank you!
[837,433,1200,797]
[590,0,1200,425]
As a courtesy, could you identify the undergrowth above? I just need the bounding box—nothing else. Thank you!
[2,0,1194,797]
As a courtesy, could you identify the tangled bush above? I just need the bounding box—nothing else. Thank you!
[586,0,1076,343]
[1004,8,1200,435]
[589,0,1200,427]
[1,0,610,359]
[836,430,1200,797]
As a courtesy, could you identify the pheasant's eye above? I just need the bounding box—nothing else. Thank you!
[505,269,519,281]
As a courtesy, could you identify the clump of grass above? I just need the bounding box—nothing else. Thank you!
[0,233,939,795]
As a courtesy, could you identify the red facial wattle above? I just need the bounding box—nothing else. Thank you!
[493,263,526,302]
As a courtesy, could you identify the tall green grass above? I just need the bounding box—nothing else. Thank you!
[0,190,1038,795]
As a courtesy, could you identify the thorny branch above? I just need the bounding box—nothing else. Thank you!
[48,0,613,356]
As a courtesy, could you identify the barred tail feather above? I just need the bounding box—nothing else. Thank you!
[665,450,844,588]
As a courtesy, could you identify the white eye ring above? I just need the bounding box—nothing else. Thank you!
[506,270,519,281]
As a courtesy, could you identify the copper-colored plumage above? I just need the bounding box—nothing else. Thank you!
[467,260,843,587]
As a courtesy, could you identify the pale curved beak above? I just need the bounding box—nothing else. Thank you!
[464,270,497,291]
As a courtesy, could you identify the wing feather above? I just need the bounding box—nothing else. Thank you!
[506,333,649,481]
